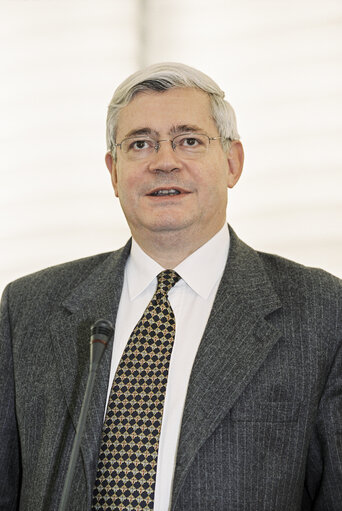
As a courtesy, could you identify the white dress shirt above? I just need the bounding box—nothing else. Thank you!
[105,224,230,510]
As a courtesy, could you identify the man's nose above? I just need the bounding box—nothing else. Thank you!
[147,140,182,173]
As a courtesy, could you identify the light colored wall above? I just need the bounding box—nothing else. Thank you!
[1,0,341,295]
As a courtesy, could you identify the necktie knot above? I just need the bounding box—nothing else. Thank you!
[156,269,181,296]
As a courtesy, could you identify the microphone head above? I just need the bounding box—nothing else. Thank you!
[90,319,114,367]
[90,319,114,344]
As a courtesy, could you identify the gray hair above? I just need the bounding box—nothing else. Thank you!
[106,62,240,157]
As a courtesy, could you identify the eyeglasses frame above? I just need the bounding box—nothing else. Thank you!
[112,133,232,157]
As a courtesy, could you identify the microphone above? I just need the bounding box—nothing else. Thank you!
[59,319,114,511]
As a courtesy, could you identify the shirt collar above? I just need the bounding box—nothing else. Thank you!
[126,224,230,300]
[174,224,229,298]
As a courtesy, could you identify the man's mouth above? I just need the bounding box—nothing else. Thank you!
[149,188,181,197]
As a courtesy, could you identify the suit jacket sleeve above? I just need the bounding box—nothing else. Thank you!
[303,332,342,509]
[0,284,21,510]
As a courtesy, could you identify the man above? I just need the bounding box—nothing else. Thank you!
[0,62,341,511]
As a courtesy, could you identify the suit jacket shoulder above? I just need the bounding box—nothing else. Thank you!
[258,248,342,297]
[4,241,132,329]
[256,249,342,340]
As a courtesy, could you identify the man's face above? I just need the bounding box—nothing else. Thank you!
[106,87,243,246]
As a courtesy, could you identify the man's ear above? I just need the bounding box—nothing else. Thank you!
[227,141,244,189]
[105,152,119,197]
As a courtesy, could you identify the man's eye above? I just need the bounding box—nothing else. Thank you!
[181,137,201,147]
[130,140,150,150]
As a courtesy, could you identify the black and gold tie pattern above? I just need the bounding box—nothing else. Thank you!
[92,270,180,510]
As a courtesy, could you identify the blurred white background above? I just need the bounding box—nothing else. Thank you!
[1,0,341,295]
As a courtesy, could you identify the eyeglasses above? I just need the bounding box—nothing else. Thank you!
[113,133,229,161]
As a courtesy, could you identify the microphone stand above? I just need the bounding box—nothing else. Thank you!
[59,319,114,511]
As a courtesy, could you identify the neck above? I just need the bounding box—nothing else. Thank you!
[131,223,225,269]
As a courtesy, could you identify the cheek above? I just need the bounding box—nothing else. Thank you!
[112,162,128,197]
[115,167,139,201]
[203,163,229,192]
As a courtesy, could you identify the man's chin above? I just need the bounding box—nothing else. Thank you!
[148,221,191,233]
[140,216,195,235]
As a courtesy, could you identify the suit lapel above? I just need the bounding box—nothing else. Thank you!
[171,228,283,505]
[49,241,131,500]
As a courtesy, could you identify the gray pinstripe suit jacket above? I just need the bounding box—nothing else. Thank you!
[1,227,342,510]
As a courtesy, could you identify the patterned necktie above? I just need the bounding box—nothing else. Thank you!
[92,269,181,510]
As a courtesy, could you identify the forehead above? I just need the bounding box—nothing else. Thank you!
[116,87,218,139]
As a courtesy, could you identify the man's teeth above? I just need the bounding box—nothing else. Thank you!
[151,189,181,196]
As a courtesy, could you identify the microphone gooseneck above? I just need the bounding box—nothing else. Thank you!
[59,319,114,511]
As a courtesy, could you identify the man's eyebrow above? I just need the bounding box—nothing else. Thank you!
[122,127,158,139]
[122,124,205,140]
[169,124,204,135]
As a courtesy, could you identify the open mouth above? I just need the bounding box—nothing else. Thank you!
[149,188,181,197]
